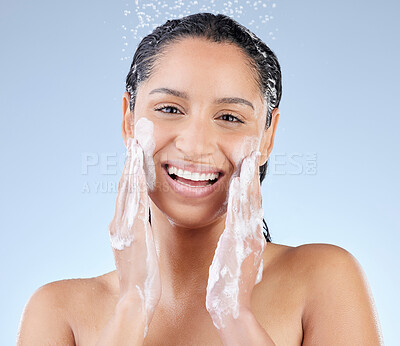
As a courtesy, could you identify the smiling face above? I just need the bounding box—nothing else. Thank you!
[122,37,279,228]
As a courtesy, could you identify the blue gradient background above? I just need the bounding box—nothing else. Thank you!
[1,0,398,344]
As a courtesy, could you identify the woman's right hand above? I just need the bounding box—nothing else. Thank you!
[108,137,161,332]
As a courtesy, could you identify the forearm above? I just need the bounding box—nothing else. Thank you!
[95,297,147,346]
[216,308,275,346]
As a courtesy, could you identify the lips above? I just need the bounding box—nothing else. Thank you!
[162,164,225,198]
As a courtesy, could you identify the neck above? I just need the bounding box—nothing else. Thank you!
[149,200,226,307]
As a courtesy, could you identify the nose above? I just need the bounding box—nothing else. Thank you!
[175,114,216,160]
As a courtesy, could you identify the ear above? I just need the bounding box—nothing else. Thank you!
[258,108,280,166]
[122,91,135,146]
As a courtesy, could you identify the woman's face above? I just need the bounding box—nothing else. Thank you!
[124,37,277,227]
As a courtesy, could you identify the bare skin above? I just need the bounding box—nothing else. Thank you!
[16,243,382,345]
[17,38,383,345]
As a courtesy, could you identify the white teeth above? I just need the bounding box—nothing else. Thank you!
[166,165,219,181]
[191,172,201,181]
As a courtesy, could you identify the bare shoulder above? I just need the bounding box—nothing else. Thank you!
[17,272,118,345]
[35,273,116,312]
[288,243,377,292]
[269,242,358,263]
[285,243,383,345]
[287,242,360,270]
[17,278,78,345]
[271,242,376,283]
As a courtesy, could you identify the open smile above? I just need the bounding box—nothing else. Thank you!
[162,163,225,198]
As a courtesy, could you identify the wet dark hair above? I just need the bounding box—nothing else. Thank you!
[126,12,282,243]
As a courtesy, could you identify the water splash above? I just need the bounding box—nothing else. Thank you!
[120,0,279,61]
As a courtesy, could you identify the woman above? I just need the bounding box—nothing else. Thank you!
[17,13,383,345]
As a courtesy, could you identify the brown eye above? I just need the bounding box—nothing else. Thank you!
[219,113,244,123]
[154,105,181,114]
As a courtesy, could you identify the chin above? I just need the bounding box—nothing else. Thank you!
[149,190,227,230]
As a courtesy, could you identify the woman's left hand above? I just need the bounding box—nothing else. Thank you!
[206,150,267,330]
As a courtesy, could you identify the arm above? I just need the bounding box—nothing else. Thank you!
[301,244,384,345]
[17,283,75,346]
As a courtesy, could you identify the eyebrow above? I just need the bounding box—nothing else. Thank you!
[149,87,254,110]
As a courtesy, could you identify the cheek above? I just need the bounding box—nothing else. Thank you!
[150,124,173,169]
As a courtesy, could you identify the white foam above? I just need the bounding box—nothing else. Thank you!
[110,135,158,338]
[134,118,156,191]
[109,138,145,250]
[231,136,260,174]
[255,258,264,284]
[206,152,266,329]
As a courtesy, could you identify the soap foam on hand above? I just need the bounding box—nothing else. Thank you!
[134,117,156,191]
[231,136,260,176]
[109,137,145,250]
[110,135,159,338]
[223,135,262,211]
[206,149,266,330]
[238,151,265,287]
[209,136,260,220]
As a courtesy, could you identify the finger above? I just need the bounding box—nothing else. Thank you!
[113,138,136,222]
[129,138,150,224]
[238,152,257,217]
[124,140,145,230]
[249,151,265,245]
[249,150,262,210]
[238,151,264,244]
[132,142,150,224]
[239,153,255,186]
[109,138,139,248]
[134,118,156,191]
[226,176,240,227]
[127,138,142,189]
